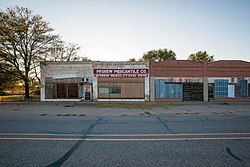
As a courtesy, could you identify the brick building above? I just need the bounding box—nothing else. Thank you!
[150,60,250,102]
[40,60,250,102]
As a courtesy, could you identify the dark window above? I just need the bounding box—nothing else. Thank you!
[45,83,55,98]
[109,87,121,94]
[99,87,121,94]
[248,84,250,97]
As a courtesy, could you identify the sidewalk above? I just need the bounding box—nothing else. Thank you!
[0,101,250,117]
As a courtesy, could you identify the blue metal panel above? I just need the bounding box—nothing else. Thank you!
[165,84,183,98]
[155,80,166,98]
[155,79,160,98]
[155,80,183,98]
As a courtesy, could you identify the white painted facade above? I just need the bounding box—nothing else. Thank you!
[40,61,149,102]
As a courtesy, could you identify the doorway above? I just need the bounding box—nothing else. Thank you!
[183,83,203,101]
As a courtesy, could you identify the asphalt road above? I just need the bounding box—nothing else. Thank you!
[0,102,250,167]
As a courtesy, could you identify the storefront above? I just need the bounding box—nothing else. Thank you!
[93,61,150,101]
[150,60,250,102]
[40,61,150,102]
[206,61,250,102]
[40,60,249,102]
[150,60,205,102]
[40,61,93,101]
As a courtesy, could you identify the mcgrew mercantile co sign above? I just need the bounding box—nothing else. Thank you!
[94,69,149,78]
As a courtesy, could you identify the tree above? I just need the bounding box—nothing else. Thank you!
[188,51,214,62]
[82,57,92,61]
[128,58,144,62]
[128,58,136,62]
[142,48,176,61]
[46,42,82,61]
[0,6,59,99]
[0,57,18,93]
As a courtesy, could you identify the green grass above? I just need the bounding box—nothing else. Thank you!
[0,95,40,102]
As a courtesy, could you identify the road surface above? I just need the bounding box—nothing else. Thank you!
[0,102,249,166]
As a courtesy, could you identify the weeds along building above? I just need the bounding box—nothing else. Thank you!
[40,60,250,102]
[40,61,150,101]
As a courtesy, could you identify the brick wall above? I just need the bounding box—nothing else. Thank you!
[150,60,204,77]
[151,60,250,78]
[206,60,250,77]
[214,98,250,102]
[151,60,250,102]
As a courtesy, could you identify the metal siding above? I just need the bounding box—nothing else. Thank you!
[155,79,160,98]
[155,80,183,98]
[160,80,166,98]
[166,84,183,98]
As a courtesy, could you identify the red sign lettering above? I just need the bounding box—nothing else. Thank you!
[93,69,149,77]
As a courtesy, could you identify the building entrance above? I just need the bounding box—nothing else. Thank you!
[183,83,203,101]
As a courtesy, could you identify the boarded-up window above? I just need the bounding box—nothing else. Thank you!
[214,79,228,98]
[45,77,80,99]
[98,78,144,99]
[57,83,67,98]
[155,80,182,98]
[68,83,78,98]
[235,80,248,98]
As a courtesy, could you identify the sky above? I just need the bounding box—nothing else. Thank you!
[1,0,250,61]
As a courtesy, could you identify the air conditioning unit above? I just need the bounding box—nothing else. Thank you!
[82,77,89,83]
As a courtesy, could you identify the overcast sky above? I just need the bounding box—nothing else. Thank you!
[1,0,250,61]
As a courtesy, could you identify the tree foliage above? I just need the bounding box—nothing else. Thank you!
[142,48,176,61]
[0,55,18,92]
[0,6,59,99]
[188,51,214,62]
[128,58,136,62]
[45,42,83,61]
[128,58,144,62]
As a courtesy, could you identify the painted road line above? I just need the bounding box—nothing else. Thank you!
[0,133,83,137]
[1,132,250,137]
[86,133,250,137]
[86,137,250,141]
[0,137,250,141]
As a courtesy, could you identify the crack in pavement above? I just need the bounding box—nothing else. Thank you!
[46,117,103,167]
[192,115,208,124]
[226,147,243,162]
[156,117,175,134]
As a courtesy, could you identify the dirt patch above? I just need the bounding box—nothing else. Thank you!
[144,111,152,115]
